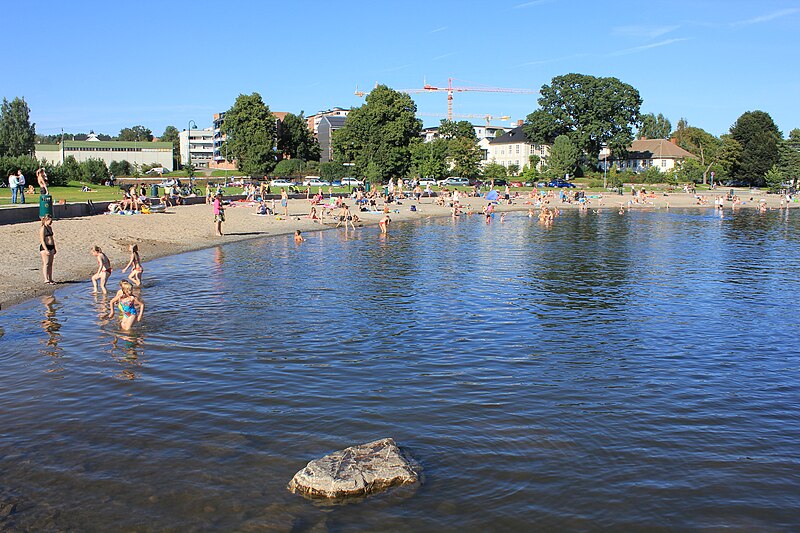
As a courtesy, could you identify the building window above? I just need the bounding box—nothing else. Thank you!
[516,145,520,154]
[662,159,667,167]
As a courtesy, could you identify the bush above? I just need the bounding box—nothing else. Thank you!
[80,158,109,184]
[641,166,664,184]
[273,159,304,177]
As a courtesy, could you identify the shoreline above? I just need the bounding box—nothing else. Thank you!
[0,190,789,311]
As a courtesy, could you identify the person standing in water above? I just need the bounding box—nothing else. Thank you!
[379,213,390,234]
[39,215,56,284]
[107,280,144,330]
[90,245,112,294]
[122,244,143,286]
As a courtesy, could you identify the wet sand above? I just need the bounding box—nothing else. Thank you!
[0,189,786,310]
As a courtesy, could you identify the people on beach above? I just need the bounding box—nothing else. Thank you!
[107,280,144,330]
[294,230,305,243]
[39,215,56,284]
[90,245,112,293]
[336,203,356,230]
[213,193,225,236]
[36,168,49,195]
[122,244,143,286]
[8,171,19,204]
[16,170,26,204]
[281,189,289,218]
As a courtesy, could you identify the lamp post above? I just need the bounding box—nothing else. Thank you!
[343,162,355,192]
[187,120,197,170]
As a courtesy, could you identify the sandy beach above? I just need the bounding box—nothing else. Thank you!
[0,188,786,310]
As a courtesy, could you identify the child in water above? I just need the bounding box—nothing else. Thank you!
[122,244,143,286]
[107,280,144,330]
[90,245,112,294]
[294,230,305,243]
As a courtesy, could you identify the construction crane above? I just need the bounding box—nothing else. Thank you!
[417,112,512,125]
[355,78,536,121]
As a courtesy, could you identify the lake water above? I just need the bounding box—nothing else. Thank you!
[1,208,799,531]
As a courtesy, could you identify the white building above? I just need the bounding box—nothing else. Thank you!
[35,134,174,170]
[179,127,214,168]
[307,107,350,135]
[610,138,696,172]
[488,127,550,173]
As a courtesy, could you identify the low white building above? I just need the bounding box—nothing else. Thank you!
[179,127,214,168]
[488,127,550,173]
[35,135,174,170]
[610,138,696,172]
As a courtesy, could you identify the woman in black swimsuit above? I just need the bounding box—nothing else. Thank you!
[39,215,56,284]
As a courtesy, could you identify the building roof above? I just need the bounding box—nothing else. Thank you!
[35,144,59,151]
[63,140,173,149]
[489,127,532,145]
[319,116,347,128]
[622,139,696,160]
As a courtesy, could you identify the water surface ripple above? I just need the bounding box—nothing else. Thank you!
[1,209,799,531]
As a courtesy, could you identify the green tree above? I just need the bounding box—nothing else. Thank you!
[273,159,305,177]
[524,73,642,160]
[108,160,131,177]
[764,165,784,191]
[118,125,153,142]
[670,120,722,184]
[438,119,476,140]
[507,163,520,176]
[447,136,482,179]
[778,129,800,185]
[546,135,580,178]
[332,85,421,183]
[222,92,278,176]
[410,138,449,180]
[717,134,743,182]
[482,162,507,182]
[320,161,349,181]
[277,112,321,161]
[0,97,36,157]
[160,125,181,167]
[79,158,109,184]
[61,155,81,182]
[638,113,672,139]
[729,110,782,186]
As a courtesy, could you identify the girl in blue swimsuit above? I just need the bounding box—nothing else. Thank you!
[107,280,144,330]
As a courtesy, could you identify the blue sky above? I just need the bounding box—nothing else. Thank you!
[6,0,799,138]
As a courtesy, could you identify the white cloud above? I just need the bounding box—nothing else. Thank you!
[432,52,456,61]
[612,25,679,40]
[608,38,691,56]
[514,0,552,8]
[731,8,800,27]
[429,26,447,34]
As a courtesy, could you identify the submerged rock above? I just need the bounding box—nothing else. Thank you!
[287,438,420,499]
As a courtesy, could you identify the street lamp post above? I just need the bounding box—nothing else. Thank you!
[187,120,197,170]
[343,162,355,192]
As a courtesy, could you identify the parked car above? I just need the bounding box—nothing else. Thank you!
[341,177,364,187]
[438,177,470,187]
[302,176,330,187]
[270,178,295,187]
[419,178,437,186]
[547,178,576,188]
[146,167,170,175]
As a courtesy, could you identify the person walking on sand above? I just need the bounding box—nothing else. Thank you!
[213,193,225,236]
[122,244,143,286]
[107,280,144,330]
[281,188,289,218]
[90,245,112,294]
[39,215,56,284]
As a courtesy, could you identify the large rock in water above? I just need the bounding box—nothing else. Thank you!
[287,438,420,499]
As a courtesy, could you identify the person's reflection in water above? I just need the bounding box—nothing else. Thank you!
[40,295,64,370]
[110,331,145,380]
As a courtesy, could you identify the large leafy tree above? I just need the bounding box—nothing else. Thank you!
[277,112,320,161]
[546,135,580,178]
[410,137,449,180]
[438,119,477,140]
[638,113,671,139]
[0,97,36,157]
[222,92,278,176]
[447,136,483,179]
[118,125,153,142]
[160,125,181,167]
[778,128,800,184]
[524,73,641,159]
[671,119,723,183]
[729,110,782,186]
[332,85,421,183]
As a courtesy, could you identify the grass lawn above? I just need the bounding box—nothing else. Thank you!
[0,182,244,206]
